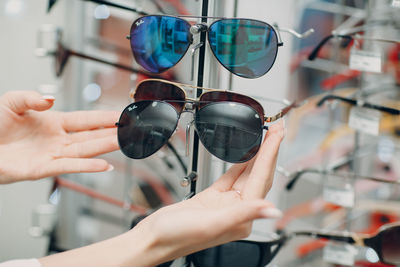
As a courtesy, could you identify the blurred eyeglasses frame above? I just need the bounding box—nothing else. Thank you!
[159,222,400,266]
[309,33,400,61]
[317,95,400,115]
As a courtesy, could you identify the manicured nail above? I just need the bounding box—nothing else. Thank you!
[260,207,283,218]
[106,164,114,172]
[42,95,55,101]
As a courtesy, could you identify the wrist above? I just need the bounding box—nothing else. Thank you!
[126,219,173,267]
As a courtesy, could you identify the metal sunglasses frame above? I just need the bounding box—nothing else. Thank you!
[317,94,400,115]
[127,15,314,78]
[130,78,299,124]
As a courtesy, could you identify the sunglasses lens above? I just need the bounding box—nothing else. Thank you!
[130,15,191,73]
[381,226,400,264]
[117,101,179,159]
[208,19,278,78]
[195,102,263,163]
[134,80,186,112]
[192,242,262,267]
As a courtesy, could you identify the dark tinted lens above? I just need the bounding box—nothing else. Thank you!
[118,101,179,159]
[195,102,263,163]
[191,242,261,267]
[130,15,192,73]
[208,19,278,78]
[134,80,186,112]
[381,226,400,265]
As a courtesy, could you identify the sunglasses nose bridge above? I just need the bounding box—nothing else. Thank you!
[189,23,207,35]
[185,119,195,156]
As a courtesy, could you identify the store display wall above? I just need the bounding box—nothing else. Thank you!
[0,0,399,266]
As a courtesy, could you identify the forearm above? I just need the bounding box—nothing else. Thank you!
[39,227,165,267]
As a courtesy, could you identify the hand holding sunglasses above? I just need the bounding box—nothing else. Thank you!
[128,15,314,78]
[129,122,285,266]
[117,79,299,163]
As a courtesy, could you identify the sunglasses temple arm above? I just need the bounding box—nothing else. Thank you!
[363,102,400,115]
[265,237,288,264]
[166,142,188,174]
[293,231,358,244]
[316,95,356,107]
[264,101,298,123]
[185,121,194,157]
[285,153,359,191]
[81,0,149,15]
[308,35,353,60]
[286,168,400,191]
[317,95,400,115]
[276,26,315,39]
[285,169,321,191]
[67,48,155,76]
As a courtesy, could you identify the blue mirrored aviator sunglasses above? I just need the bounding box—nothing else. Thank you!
[128,15,314,79]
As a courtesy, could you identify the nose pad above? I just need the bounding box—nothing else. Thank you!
[186,120,195,156]
[190,42,204,81]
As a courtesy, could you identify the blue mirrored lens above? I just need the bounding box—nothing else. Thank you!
[208,19,278,78]
[130,15,192,73]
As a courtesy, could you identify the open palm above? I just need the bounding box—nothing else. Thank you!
[133,121,285,265]
[0,91,119,184]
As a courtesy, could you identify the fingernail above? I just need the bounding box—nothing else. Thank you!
[260,207,283,218]
[106,164,114,172]
[42,95,55,101]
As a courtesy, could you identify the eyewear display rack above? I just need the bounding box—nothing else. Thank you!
[280,1,400,266]
[186,0,236,196]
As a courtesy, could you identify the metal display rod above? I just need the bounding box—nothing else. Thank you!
[187,0,209,197]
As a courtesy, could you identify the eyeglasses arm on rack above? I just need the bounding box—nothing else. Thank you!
[317,95,400,115]
[81,0,149,15]
[285,169,400,191]
[292,230,361,245]
[308,34,353,60]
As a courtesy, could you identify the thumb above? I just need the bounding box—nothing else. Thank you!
[2,91,55,114]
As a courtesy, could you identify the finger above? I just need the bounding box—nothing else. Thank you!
[69,127,117,143]
[231,122,282,191]
[210,162,248,191]
[42,158,113,177]
[2,91,55,114]
[230,150,258,190]
[242,120,285,200]
[62,110,120,132]
[218,200,282,239]
[62,135,119,158]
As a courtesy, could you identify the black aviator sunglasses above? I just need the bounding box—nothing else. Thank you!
[117,79,298,163]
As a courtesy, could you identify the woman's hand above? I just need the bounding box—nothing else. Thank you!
[39,121,285,267]
[0,91,119,184]
[132,120,285,265]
